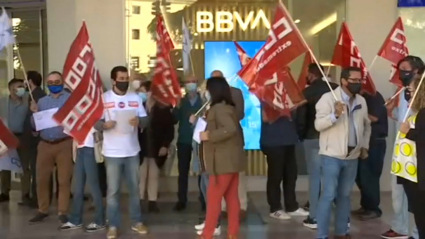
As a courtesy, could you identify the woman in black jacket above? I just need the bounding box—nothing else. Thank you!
[398,75,425,238]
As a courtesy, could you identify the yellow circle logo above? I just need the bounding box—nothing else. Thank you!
[392,161,401,173]
[400,143,413,156]
[405,162,417,176]
[394,143,400,157]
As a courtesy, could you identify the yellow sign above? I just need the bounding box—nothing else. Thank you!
[196,10,271,33]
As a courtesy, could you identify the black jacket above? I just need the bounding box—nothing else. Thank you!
[296,79,338,141]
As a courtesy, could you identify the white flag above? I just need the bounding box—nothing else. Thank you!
[0,7,15,52]
[0,149,22,173]
[182,18,192,75]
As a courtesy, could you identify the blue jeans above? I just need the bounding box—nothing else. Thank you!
[316,155,358,238]
[304,139,320,219]
[105,155,143,228]
[69,147,104,225]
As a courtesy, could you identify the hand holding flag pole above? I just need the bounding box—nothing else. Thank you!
[401,72,425,123]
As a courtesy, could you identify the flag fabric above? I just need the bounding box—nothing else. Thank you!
[237,3,308,90]
[297,51,314,89]
[331,22,376,95]
[0,7,15,51]
[151,15,181,107]
[0,120,19,155]
[53,22,104,144]
[234,41,251,67]
[0,149,22,173]
[182,18,192,75]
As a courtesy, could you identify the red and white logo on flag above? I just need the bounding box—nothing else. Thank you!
[234,41,251,67]
[0,120,19,155]
[53,22,104,143]
[331,22,376,95]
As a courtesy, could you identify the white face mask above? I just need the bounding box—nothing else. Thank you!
[132,80,141,90]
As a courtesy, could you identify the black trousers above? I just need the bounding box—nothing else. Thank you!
[355,138,386,215]
[177,143,193,204]
[403,180,425,238]
[261,145,298,213]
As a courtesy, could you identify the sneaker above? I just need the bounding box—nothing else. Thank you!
[58,215,68,224]
[194,221,205,231]
[29,212,49,223]
[85,222,106,233]
[287,208,309,217]
[131,222,148,235]
[173,202,186,212]
[107,227,118,239]
[303,217,317,229]
[59,222,82,231]
[196,226,221,236]
[269,210,291,220]
[381,229,409,239]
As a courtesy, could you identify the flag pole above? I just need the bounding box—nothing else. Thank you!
[278,1,338,101]
[366,55,379,74]
[384,86,404,106]
[15,43,35,102]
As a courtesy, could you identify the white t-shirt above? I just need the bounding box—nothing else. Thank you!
[101,90,147,158]
[77,128,95,148]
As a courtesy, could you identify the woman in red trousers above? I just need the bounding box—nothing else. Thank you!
[198,76,245,239]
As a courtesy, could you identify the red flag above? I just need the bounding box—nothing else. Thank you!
[151,15,181,106]
[237,3,308,90]
[389,64,404,86]
[0,120,19,154]
[234,41,251,67]
[53,22,104,143]
[297,51,314,89]
[377,17,408,65]
[331,22,376,95]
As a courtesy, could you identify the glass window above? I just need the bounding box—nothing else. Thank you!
[132,5,141,15]
[399,8,425,59]
[132,29,140,40]
[131,56,140,70]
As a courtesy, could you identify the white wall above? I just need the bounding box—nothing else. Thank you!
[46,0,126,89]
[346,0,398,191]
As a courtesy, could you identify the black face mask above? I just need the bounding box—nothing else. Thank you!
[115,81,129,92]
[346,82,362,95]
[404,90,412,102]
[399,70,414,86]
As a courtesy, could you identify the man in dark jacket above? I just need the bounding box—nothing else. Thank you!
[296,64,338,228]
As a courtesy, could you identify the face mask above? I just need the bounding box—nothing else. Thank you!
[15,87,25,97]
[346,82,362,95]
[115,81,129,92]
[48,85,64,94]
[185,83,197,92]
[138,92,148,102]
[132,80,141,89]
[404,90,412,102]
[399,70,414,86]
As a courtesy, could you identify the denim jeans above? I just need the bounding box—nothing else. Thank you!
[316,155,358,239]
[303,139,320,219]
[69,147,105,225]
[105,155,143,228]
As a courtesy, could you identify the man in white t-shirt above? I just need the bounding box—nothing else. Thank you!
[94,66,149,239]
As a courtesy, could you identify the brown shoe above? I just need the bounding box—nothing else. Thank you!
[239,210,247,222]
[334,234,351,239]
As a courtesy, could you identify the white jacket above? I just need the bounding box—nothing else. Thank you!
[314,87,371,160]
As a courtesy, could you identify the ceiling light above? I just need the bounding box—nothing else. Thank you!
[294,19,301,24]
[309,13,337,35]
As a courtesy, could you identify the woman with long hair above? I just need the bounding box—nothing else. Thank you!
[198,76,245,239]
[397,75,425,238]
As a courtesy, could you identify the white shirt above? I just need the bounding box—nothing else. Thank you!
[77,128,95,148]
[101,90,147,158]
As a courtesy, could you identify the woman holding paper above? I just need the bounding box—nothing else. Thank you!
[198,76,245,239]
[397,75,425,238]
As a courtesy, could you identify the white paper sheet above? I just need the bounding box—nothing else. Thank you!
[193,118,207,144]
[114,109,137,134]
[33,108,59,131]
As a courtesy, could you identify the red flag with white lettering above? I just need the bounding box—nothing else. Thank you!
[331,22,376,95]
[53,22,104,143]
[234,41,251,67]
[237,3,308,90]
[151,15,181,106]
[0,120,19,154]
[297,51,314,89]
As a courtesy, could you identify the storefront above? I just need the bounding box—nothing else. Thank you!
[0,0,415,191]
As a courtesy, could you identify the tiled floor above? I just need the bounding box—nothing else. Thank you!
[0,191,400,239]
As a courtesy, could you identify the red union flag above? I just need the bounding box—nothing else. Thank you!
[256,68,306,122]
[297,51,314,89]
[331,22,376,95]
[0,120,19,155]
[377,17,408,65]
[151,15,181,106]
[53,22,104,143]
[237,3,308,90]
[234,41,251,67]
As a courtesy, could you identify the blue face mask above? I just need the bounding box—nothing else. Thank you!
[185,83,197,92]
[15,87,25,97]
[138,92,148,102]
[48,85,64,94]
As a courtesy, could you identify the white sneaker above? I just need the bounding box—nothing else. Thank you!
[59,222,82,231]
[287,208,309,217]
[196,226,221,236]
[194,221,205,231]
[269,210,291,220]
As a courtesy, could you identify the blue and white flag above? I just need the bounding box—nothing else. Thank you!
[0,7,15,52]
[182,18,192,75]
[0,149,22,173]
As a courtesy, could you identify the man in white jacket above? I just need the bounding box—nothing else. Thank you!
[314,67,371,239]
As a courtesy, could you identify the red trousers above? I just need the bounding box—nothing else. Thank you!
[203,173,240,239]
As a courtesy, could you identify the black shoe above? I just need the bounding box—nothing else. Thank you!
[29,212,49,223]
[359,210,380,220]
[148,201,160,213]
[0,193,10,203]
[303,217,317,229]
[173,202,186,212]
[351,207,366,216]
[58,214,68,224]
